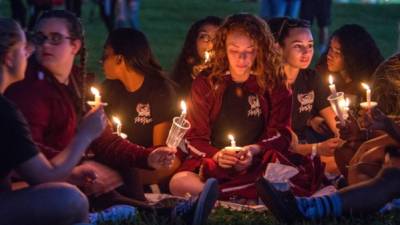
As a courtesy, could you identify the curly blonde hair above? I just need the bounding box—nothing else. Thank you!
[208,13,284,94]
[372,53,400,116]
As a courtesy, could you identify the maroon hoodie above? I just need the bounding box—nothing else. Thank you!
[5,59,153,170]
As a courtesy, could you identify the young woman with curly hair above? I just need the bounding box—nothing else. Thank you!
[170,13,326,201]
[316,24,384,103]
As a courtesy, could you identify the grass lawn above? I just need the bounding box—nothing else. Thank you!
[1,1,400,224]
[1,0,399,79]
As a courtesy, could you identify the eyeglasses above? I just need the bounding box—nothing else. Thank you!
[198,33,215,43]
[30,32,73,46]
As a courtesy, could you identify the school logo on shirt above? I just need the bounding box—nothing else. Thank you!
[297,91,314,113]
[134,103,152,125]
[248,95,262,117]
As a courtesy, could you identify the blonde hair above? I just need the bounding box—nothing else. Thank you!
[208,13,285,94]
[372,53,400,115]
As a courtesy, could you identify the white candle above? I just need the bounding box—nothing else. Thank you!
[328,75,337,96]
[90,87,101,107]
[112,116,122,136]
[361,83,371,107]
[204,51,210,63]
[228,134,236,147]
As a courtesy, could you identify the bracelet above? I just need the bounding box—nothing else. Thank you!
[311,143,318,158]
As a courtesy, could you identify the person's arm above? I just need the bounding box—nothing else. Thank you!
[319,106,339,136]
[185,76,220,158]
[89,123,155,170]
[153,121,171,146]
[256,85,293,154]
[15,107,107,185]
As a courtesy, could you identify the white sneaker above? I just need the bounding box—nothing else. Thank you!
[89,204,136,225]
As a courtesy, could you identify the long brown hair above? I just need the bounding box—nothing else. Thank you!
[208,13,284,94]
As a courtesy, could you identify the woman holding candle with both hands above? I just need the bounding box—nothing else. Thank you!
[170,14,326,201]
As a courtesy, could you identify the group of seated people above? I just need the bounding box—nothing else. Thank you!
[1,8,400,225]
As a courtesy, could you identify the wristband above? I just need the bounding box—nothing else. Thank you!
[311,143,318,158]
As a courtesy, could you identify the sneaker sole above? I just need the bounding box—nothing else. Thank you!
[255,178,298,224]
[192,178,219,225]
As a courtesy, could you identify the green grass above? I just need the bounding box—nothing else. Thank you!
[1,1,400,224]
[1,0,399,79]
[96,207,400,225]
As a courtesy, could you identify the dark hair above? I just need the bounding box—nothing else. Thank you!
[209,13,284,94]
[35,10,87,110]
[170,16,223,91]
[0,18,22,65]
[329,24,383,83]
[267,17,311,46]
[105,28,166,81]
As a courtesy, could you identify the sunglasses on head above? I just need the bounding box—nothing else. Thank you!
[30,32,73,46]
[276,18,311,40]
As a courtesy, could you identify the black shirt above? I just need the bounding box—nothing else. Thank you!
[0,95,38,182]
[211,81,265,149]
[102,76,178,147]
[291,69,330,139]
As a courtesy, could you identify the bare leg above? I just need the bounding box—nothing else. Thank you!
[0,182,89,225]
[340,167,400,215]
[169,171,205,197]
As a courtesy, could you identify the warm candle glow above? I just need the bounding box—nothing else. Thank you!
[328,75,337,96]
[91,87,100,97]
[204,51,210,63]
[328,75,334,85]
[180,101,187,115]
[228,134,236,147]
[112,116,121,126]
[361,83,370,91]
[112,116,122,136]
[361,82,371,106]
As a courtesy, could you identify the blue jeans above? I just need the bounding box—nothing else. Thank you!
[260,0,301,19]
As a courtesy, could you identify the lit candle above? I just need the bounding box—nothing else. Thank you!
[225,134,243,158]
[361,83,371,107]
[112,116,122,136]
[178,100,187,126]
[90,87,101,107]
[328,75,337,96]
[228,134,236,147]
[204,51,210,63]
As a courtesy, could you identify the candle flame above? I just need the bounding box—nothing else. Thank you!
[180,101,187,114]
[91,87,100,96]
[361,83,370,91]
[112,116,121,126]
[328,75,334,85]
[228,134,234,142]
[345,98,350,107]
[204,51,210,63]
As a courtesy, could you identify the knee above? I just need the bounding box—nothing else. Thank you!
[46,182,89,223]
[169,172,203,196]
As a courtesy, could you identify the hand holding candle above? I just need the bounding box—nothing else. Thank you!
[166,100,191,148]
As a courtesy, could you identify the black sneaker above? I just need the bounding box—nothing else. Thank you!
[172,178,219,225]
[255,178,303,224]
